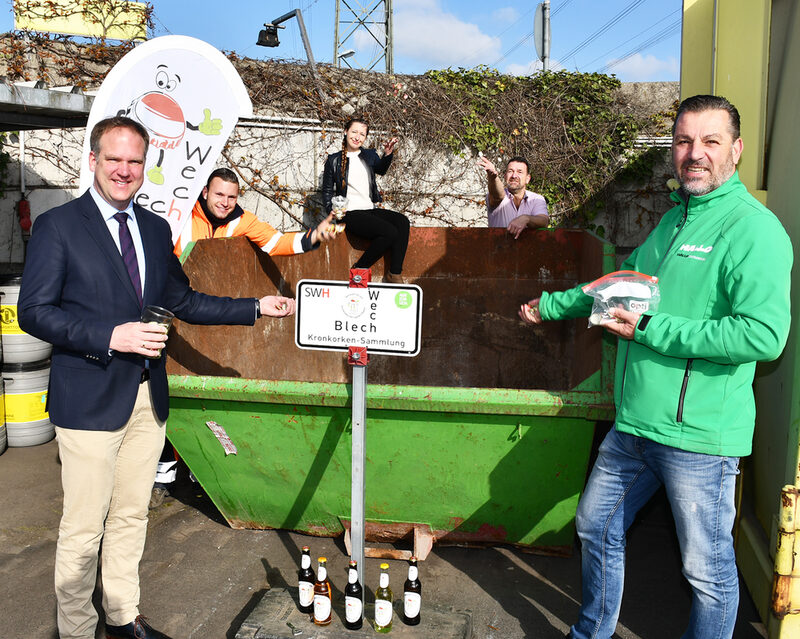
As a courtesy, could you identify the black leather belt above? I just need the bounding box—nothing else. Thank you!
[140,368,150,384]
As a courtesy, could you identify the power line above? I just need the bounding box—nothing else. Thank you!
[584,8,680,68]
[551,0,577,17]
[490,0,573,68]
[490,31,534,69]
[599,19,681,73]
[468,6,535,67]
[149,6,174,37]
[558,0,648,65]
[432,0,581,74]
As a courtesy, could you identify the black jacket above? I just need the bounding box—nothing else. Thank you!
[322,148,393,213]
[18,190,256,430]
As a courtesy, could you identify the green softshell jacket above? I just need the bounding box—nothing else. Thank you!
[539,172,792,456]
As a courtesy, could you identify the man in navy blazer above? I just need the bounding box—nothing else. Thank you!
[18,116,295,639]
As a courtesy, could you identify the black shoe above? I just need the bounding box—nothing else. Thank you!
[106,615,173,639]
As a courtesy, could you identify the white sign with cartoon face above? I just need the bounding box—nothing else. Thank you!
[80,35,252,242]
[295,280,423,357]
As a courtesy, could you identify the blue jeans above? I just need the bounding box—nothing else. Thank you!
[570,427,740,639]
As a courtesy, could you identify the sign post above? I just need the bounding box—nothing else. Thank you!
[348,346,367,593]
[347,269,370,596]
[296,269,423,597]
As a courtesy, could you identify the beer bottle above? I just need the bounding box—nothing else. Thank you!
[374,562,393,633]
[403,557,421,625]
[297,546,314,614]
[344,559,363,630]
[312,556,332,625]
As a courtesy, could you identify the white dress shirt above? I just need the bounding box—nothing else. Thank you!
[90,186,147,296]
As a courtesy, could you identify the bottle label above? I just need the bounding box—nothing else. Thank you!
[298,581,313,607]
[314,594,331,621]
[375,599,393,626]
[408,566,418,581]
[345,595,363,622]
[404,592,421,617]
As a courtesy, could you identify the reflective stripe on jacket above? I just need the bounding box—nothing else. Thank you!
[174,200,314,258]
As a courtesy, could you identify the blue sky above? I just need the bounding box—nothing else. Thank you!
[2,0,683,81]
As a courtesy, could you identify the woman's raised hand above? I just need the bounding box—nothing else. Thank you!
[384,137,399,155]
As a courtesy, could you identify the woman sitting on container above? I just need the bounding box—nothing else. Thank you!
[322,117,409,283]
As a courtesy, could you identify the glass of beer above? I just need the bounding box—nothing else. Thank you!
[140,305,174,358]
[331,196,348,234]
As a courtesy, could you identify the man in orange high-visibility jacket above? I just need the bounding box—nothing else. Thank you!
[152,168,336,509]
[173,167,336,258]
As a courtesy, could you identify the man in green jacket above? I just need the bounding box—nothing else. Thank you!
[521,95,793,639]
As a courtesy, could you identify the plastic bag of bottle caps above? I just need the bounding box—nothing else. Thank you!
[582,270,660,327]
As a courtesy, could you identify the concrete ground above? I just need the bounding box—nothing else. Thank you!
[1,439,767,639]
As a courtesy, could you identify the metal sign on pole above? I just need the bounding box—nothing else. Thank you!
[534,0,551,72]
[295,276,422,356]
[295,268,423,598]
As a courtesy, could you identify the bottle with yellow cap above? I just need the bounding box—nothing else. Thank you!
[374,562,393,632]
[313,556,332,625]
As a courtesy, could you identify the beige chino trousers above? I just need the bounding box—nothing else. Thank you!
[54,382,163,639]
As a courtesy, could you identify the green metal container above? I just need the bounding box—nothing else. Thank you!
[166,228,615,554]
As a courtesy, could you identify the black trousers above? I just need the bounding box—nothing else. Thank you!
[345,208,410,273]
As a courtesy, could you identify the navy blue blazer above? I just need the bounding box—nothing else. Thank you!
[18,190,256,431]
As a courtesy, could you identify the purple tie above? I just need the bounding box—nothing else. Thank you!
[113,212,142,306]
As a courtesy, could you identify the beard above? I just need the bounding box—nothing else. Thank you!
[506,180,525,195]
[677,154,736,196]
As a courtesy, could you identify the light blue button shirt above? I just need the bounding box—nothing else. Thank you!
[90,186,147,296]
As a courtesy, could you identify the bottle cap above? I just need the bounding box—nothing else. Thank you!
[302,546,310,552]
[380,562,389,570]
[349,560,357,567]
[318,556,327,563]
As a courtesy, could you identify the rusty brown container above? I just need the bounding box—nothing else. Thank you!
[166,228,615,554]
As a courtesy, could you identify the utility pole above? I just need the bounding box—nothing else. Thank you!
[334,0,393,73]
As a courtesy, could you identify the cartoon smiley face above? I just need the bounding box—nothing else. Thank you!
[133,65,185,145]
[155,66,180,92]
